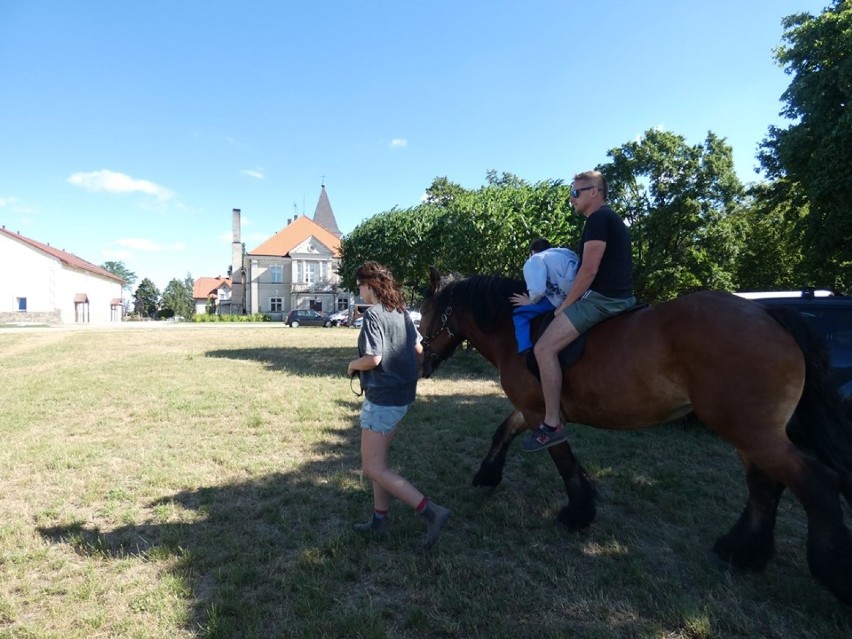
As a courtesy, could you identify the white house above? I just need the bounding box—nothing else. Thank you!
[226,185,352,320]
[192,276,232,316]
[0,225,124,324]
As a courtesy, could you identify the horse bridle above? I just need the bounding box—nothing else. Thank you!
[421,304,458,368]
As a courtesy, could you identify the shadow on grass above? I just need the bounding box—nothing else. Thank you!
[34,388,511,638]
[205,342,497,380]
[37,428,371,637]
[35,404,852,638]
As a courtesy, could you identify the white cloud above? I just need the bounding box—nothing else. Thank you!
[115,237,184,252]
[67,170,173,200]
[390,138,408,149]
[240,169,265,179]
[0,196,35,213]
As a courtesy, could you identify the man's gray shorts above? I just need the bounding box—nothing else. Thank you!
[563,290,636,334]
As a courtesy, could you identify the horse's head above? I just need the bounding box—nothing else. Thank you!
[419,266,465,378]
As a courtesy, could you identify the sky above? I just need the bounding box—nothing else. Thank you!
[0,0,830,292]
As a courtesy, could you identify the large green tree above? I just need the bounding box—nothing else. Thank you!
[338,205,442,304]
[758,0,852,290]
[133,278,160,319]
[339,173,582,299]
[601,129,744,302]
[160,273,195,320]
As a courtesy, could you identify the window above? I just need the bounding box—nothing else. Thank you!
[270,297,283,312]
[337,297,349,311]
[304,262,318,284]
[270,265,283,283]
[16,297,26,311]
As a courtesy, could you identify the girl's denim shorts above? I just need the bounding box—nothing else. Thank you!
[359,399,411,434]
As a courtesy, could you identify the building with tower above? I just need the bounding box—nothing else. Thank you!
[221,184,350,319]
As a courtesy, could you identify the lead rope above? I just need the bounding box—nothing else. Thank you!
[350,371,364,396]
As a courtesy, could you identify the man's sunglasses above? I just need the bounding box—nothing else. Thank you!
[570,186,595,198]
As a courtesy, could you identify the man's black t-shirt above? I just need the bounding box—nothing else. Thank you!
[578,205,633,298]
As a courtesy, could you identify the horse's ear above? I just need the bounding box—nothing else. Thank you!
[428,266,441,294]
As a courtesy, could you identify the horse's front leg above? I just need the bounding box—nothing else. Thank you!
[472,410,526,487]
[548,440,597,531]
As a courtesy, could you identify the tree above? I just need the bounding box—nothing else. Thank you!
[160,273,195,320]
[601,129,744,302]
[101,261,137,292]
[733,181,807,292]
[758,0,852,290]
[338,174,582,300]
[133,278,160,318]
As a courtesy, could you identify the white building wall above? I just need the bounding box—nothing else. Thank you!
[57,267,122,323]
[0,233,62,314]
[0,232,122,323]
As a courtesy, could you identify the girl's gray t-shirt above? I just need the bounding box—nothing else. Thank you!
[358,304,420,406]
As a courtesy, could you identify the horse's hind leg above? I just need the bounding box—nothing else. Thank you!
[746,442,852,604]
[548,441,596,531]
[795,459,852,604]
[472,410,525,487]
[713,456,784,572]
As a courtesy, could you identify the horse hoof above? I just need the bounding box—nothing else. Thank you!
[557,503,595,531]
[472,462,502,487]
[712,532,774,572]
[807,525,852,605]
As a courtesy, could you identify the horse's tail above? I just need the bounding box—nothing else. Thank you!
[767,306,852,507]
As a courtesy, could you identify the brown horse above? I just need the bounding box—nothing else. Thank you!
[419,268,852,605]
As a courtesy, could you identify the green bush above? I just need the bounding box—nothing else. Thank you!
[192,313,271,323]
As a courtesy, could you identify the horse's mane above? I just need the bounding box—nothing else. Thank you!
[431,274,526,332]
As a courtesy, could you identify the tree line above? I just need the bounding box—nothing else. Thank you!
[339,2,852,304]
[99,261,196,320]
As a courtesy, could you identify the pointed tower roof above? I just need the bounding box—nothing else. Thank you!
[312,184,342,237]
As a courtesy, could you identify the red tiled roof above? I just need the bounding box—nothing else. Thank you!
[193,276,231,299]
[0,226,125,283]
[249,215,341,257]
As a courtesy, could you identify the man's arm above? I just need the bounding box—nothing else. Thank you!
[554,240,605,313]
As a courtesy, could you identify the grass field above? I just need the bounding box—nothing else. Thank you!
[1,324,851,638]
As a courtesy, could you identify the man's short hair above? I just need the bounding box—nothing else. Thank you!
[573,170,608,201]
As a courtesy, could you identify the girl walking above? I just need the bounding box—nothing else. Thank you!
[347,261,451,548]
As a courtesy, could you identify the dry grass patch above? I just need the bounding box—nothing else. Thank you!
[1,325,851,638]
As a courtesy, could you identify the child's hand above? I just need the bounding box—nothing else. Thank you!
[510,292,530,307]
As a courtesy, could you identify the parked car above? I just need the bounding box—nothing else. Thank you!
[285,309,332,328]
[736,289,852,418]
[329,309,350,327]
[349,308,420,330]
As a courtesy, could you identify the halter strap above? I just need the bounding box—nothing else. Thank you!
[421,305,454,348]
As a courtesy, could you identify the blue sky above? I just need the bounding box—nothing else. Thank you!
[0,0,828,291]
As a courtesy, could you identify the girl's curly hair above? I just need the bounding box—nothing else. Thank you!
[355,261,406,313]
